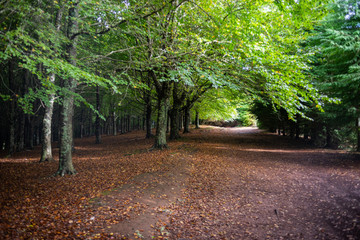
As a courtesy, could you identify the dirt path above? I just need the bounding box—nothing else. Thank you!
[1,127,359,239]
[90,127,360,239]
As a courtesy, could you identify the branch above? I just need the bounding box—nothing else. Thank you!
[70,0,178,40]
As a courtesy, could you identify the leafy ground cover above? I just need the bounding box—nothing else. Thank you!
[0,127,359,239]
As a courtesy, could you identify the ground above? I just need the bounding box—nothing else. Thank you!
[0,126,359,239]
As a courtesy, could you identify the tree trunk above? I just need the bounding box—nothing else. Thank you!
[8,60,16,155]
[166,112,170,133]
[17,111,25,152]
[41,4,63,161]
[40,73,55,162]
[183,107,191,134]
[195,110,200,129]
[95,85,101,144]
[356,116,360,152]
[145,94,152,138]
[170,108,180,140]
[113,111,117,136]
[56,3,78,176]
[154,94,169,149]
[79,107,84,138]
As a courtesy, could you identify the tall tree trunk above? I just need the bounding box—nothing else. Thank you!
[8,60,16,155]
[154,93,170,149]
[170,108,180,139]
[356,116,360,152]
[95,85,101,144]
[195,110,200,129]
[40,73,55,162]
[145,93,152,138]
[41,4,63,162]
[169,82,184,139]
[183,107,191,134]
[56,3,78,176]
[80,108,84,138]
[18,111,25,152]
[113,111,117,136]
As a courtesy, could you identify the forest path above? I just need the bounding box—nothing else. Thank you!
[91,126,360,239]
[0,126,359,239]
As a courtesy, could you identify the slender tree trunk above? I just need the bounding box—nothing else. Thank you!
[8,60,16,155]
[41,4,63,162]
[195,110,200,129]
[113,111,117,136]
[40,73,55,162]
[145,94,152,138]
[127,114,131,132]
[95,85,101,144]
[80,108,84,138]
[178,113,183,130]
[356,116,360,152]
[169,82,184,139]
[183,107,191,134]
[166,112,170,133]
[56,3,78,176]
[18,111,25,152]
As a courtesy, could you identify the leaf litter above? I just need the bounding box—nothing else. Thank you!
[0,127,359,239]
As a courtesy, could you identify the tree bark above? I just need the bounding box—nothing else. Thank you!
[40,73,55,162]
[169,82,184,139]
[145,93,152,138]
[154,93,170,148]
[8,60,16,155]
[170,107,180,139]
[195,110,200,129]
[95,85,101,144]
[183,106,191,134]
[113,111,117,136]
[40,4,63,162]
[56,3,78,176]
[18,111,25,152]
[356,116,360,152]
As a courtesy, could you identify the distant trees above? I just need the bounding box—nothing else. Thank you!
[253,0,360,151]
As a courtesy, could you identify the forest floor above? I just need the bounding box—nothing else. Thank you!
[0,126,360,239]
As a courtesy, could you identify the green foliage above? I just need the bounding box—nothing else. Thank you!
[301,0,360,149]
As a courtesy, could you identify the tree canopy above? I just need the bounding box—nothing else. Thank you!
[2,0,359,175]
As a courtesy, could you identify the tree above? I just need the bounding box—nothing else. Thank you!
[306,0,360,150]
